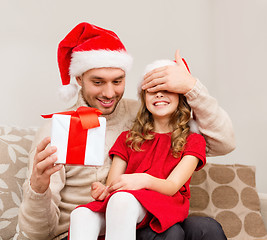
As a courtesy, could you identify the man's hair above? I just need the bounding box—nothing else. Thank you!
[126,90,191,158]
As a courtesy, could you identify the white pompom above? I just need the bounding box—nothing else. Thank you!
[188,119,200,134]
[58,84,78,102]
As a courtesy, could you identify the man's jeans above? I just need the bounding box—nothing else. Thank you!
[136,216,227,240]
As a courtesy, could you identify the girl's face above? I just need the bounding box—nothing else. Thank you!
[145,90,179,120]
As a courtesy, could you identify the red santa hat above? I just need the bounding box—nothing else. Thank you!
[57,22,133,101]
[138,58,190,94]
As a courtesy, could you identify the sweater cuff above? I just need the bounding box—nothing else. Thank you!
[184,78,203,101]
[26,180,51,200]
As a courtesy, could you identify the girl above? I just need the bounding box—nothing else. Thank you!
[69,59,206,240]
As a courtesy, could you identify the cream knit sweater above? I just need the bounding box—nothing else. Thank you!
[18,79,235,239]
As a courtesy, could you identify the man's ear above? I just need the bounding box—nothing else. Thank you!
[76,76,82,86]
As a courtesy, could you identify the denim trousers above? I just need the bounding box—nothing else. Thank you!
[136,216,227,240]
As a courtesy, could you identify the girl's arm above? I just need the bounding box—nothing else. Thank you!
[145,155,199,196]
[109,155,199,196]
[106,155,127,186]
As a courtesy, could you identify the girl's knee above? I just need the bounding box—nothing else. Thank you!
[107,192,146,222]
[108,192,137,210]
[70,207,92,221]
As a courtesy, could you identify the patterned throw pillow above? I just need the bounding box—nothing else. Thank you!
[0,126,36,240]
[189,163,267,240]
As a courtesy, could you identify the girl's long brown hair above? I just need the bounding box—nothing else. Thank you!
[126,90,192,158]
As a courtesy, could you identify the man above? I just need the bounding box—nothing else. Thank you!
[19,22,234,240]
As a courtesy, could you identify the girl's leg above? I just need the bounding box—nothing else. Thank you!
[105,192,146,240]
[69,207,105,240]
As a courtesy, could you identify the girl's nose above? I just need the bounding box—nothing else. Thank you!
[155,91,164,98]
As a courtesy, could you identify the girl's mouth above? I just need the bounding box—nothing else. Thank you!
[153,101,169,106]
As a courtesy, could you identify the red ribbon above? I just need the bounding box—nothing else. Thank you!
[42,106,102,129]
[42,107,103,165]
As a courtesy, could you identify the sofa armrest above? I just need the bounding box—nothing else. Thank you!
[259,193,267,230]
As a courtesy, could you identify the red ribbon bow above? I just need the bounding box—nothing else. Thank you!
[42,106,102,129]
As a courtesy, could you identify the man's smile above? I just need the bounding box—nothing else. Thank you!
[97,98,115,108]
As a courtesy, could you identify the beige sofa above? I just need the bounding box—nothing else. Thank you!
[0,125,267,240]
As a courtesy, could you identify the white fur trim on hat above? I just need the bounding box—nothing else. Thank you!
[188,119,200,134]
[143,59,176,76]
[69,50,133,77]
[58,83,79,102]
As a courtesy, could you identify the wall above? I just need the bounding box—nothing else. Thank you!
[1,0,266,193]
[209,0,267,194]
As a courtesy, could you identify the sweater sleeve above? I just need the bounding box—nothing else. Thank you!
[185,79,236,157]
[18,121,65,240]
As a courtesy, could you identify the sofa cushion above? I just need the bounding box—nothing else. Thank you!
[0,126,36,239]
[190,163,267,240]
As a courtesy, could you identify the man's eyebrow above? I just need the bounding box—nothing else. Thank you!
[115,74,126,80]
[89,73,126,80]
[90,75,104,80]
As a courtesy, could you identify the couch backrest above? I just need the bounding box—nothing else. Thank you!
[190,163,267,239]
[0,126,37,239]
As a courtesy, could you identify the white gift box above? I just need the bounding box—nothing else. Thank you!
[50,114,106,166]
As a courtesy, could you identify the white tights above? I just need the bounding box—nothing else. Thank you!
[69,192,147,240]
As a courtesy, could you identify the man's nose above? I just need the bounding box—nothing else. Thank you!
[102,84,115,99]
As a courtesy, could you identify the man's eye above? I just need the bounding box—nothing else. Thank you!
[113,80,122,85]
[93,81,102,85]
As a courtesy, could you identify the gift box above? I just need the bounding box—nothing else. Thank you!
[42,107,106,166]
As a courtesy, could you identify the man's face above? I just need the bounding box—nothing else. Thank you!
[76,68,125,115]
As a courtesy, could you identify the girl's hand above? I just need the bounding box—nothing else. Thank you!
[108,173,149,193]
[142,50,196,94]
[91,182,109,201]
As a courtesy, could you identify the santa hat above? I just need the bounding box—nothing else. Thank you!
[138,58,190,95]
[57,22,133,101]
